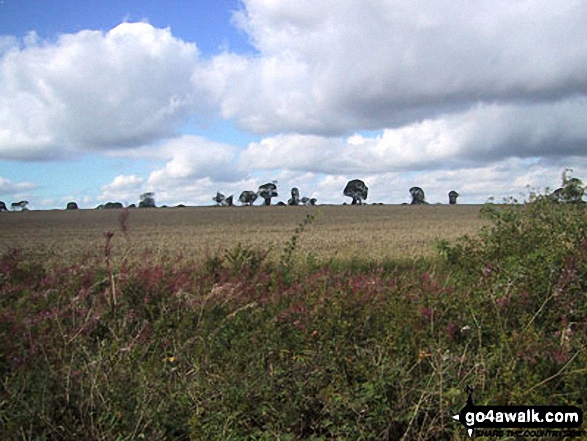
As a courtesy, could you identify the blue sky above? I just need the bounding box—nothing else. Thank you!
[0,0,249,54]
[1,0,587,208]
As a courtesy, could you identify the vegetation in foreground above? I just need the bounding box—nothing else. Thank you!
[1,178,586,440]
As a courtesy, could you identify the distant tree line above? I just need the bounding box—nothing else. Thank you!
[214,180,459,207]
[0,201,29,212]
[2,172,584,212]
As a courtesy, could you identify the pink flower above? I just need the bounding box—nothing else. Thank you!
[421,307,433,321]
[495,294,510,308]
[483,262,493,277]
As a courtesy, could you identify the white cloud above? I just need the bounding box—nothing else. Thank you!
[95,154,586,207]
[0,176,37,196]
[0,177,37,209]
[104,175,144,191]
[147,135,245,186]
[4,3,587,209]
[99,174,144,203]
[239,98,587,175]
[0,22,201,160]
[97,135,247,205]
[210,0,587,135]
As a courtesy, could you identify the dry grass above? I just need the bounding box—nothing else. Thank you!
[0,205,486,265]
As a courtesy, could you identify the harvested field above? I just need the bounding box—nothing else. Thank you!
[0,204,486,264]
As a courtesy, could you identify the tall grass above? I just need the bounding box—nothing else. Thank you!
[1,179,586,439]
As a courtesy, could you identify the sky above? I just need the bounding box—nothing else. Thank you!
[1,0,587,209]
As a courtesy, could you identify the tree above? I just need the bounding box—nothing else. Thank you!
[104,202,123,209]
[213,192,226,206]
[213,192,234,206]
[550,170,585,203]
[139,192,156,208]
[409,187,427,205]
[66,202,78,210]
[288,188,300,206]
[258,183,278,206]
[11,201,29,211]
[0,201,7,212]
[343,179,368,205]
[448,191,459,205]
[239,191,258,206]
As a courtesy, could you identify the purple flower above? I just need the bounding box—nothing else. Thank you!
[421,307,433,321]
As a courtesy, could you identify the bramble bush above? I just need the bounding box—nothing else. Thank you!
[436,172,587,403]
[1,174,586,439]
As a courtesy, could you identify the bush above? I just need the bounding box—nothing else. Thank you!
[437,173,587,403]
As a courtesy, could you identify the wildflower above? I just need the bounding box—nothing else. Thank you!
[421,307,433,321]
[418,350,432,361]
[495,294,510,308]
[551,348,569,364]
[483,262,493,277]
[164,356,176,363]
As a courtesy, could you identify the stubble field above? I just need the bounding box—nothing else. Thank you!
[0,204,486,265]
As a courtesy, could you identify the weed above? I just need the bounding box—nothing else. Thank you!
[279,212,317,281]
[224,243,271,275]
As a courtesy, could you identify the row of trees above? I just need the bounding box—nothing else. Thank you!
[214,183,317,207]
[0,200,29,211]
[92,193,157,210]
[214,180,459,207]
[3,174,583,211]
[0,192,158,212]
[341,180,460,205]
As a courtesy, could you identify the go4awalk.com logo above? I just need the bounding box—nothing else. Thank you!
[452,387,583,438]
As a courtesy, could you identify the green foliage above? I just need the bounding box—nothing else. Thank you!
[550,168,586,203]
[278,212,317,284]
[1,178,586,438]
[224,242,270,275]
[440,174,587,298]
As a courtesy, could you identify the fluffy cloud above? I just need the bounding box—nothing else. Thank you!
[212,0,587,135]
[240,98,587,174]
[0,22,201,160]
[4,3,587,208]
[99,174,144,203]
[147,135,245,186]
[96,155,585,206]
[286,160,580,206]
[97,135,247,205]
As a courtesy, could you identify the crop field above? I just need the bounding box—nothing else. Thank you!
[2,196,586,439]
[0,204,486,265]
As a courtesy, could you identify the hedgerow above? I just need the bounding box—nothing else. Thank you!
[1,174,585,439]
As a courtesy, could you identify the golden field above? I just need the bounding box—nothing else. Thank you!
[0,204,487,265]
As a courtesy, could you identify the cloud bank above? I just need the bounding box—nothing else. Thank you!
[219,0,587,134]
[0,22,200,160]
[2,0,587,206]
